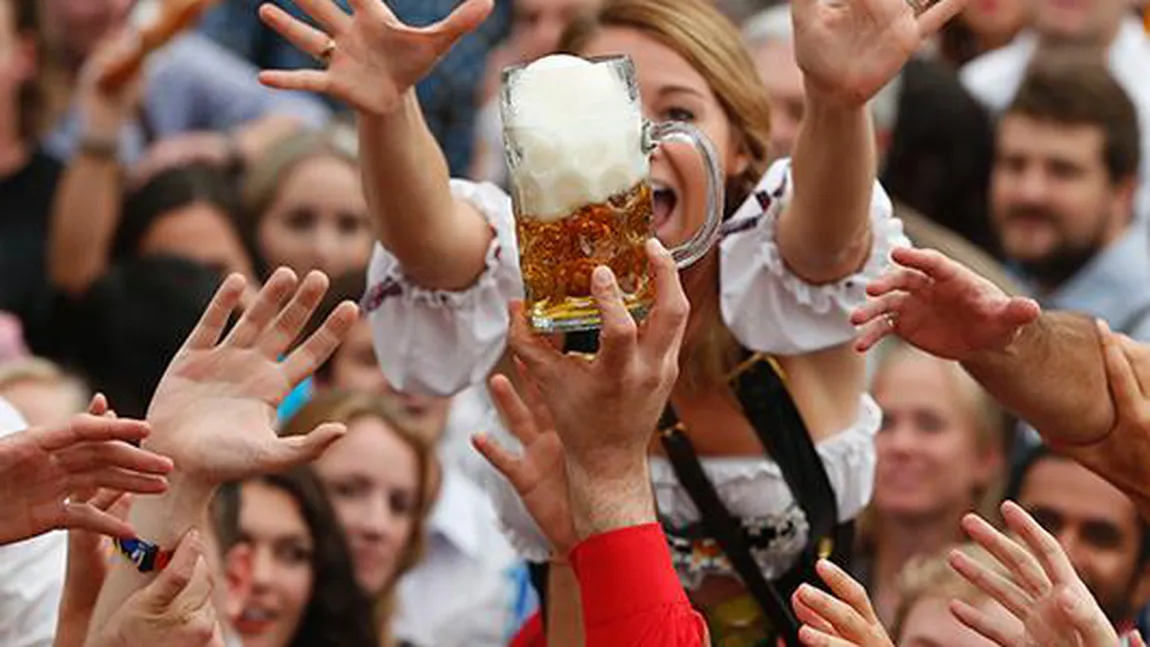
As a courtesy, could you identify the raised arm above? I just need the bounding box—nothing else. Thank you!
[853,247,1113,445]
[780,0,966,283]
[49,38,140,297]
[258,0,495,290]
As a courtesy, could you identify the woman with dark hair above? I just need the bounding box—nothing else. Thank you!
[220,466,379,647]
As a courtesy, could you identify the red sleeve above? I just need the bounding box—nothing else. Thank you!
[569,523,709,647]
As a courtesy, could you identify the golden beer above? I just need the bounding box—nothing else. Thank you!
[517,182,654,331]
[501,54,725,333]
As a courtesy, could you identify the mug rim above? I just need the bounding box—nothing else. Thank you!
[500,53,634,84]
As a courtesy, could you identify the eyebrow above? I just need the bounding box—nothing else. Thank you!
[657,84,707,100]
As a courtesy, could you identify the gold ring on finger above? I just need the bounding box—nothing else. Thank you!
[317,39,337,66]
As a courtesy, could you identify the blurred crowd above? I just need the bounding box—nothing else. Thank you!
[0,0,1149,646]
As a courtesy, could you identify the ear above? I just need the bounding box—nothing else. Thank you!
[1130,558,1150,611]
[726,130,752,180]
[1110,175,1138,226]
[974,445,1005,490]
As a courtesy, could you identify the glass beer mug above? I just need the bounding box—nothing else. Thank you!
[501,54,724,333]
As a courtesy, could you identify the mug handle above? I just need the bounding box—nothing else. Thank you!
[643,120,726,269]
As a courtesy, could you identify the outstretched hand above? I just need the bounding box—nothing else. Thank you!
[0,402,171,545]
[259,0,493,115]
[852,248,1041,360]
[792,0,968,105]
[949,501,1118,647]
[791,560,896,647]
[144,268,358,487]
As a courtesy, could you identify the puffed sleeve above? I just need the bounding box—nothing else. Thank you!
[719,159,909,355]
[363,180,523,397]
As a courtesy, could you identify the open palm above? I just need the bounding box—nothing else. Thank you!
[851,248,1041,360]
[792,0,966,104]
[258,0,493,115]
[145,269,358,486]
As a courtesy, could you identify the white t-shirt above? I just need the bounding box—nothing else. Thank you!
[0,398,66,647]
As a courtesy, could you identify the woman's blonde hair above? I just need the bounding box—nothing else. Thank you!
[892,543,1004,640]
[279,389,439,647]
[0,357,89,415]
[558,0,775,388]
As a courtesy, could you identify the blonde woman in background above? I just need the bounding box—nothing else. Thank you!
[859,340,1010,624]
[0,358,88,426]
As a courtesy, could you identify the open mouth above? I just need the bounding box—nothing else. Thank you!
[651,181,679,234]
[236,607,279,634]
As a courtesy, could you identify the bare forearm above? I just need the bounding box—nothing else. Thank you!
[358,93,491,290]
[546,561,585,647]
[49,155,121,296]
[566,457,656,542]
[780,87,875,284]
[963,312,1113,444]
[88,478,214,638]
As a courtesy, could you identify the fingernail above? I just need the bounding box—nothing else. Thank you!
[593,266,613,288]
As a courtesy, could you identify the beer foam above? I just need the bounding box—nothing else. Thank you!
[504,55,649,222]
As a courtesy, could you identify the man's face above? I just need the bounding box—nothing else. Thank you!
[1018,456,1149,622]
[990,113,1132,288]
[1032,0,1128,44]
[751,39,804,161]
[42,0,133,62]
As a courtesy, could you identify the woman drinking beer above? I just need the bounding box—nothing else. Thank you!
[256,0,962,643]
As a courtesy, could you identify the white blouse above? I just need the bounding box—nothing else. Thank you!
[364,159,908,584]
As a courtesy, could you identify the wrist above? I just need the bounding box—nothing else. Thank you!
[125,475,215,549]
[565,456,655,542]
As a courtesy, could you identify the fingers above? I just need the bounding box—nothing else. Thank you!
[863,267,931,299]
[265,422,346,471]
[259,68,331,94]
[641,239,691,357]
[854,318,897,353]
[1099,319,1145,418]
[815,560,880,625]
[147,530,204,607]
[88,393,109,417]
[950,598,1021,646]
[259,3,333,59]
[797,625,855,647]
[1131,630,1147,647]
[507,301,564,385]
[89,488,127,512]
[890,247,961,282]
[38,414,152,452]
[513,358,558,432]
[57,441,174,478]
[592,266,638,372]
[948,547,1033,619]
[792,590,840,637]
[280,300,358,386]
[73,467,169,496]
[793,583,877,642]
[1052,586,1119,647]
[288,0,351,34]
[1001,297,1042,327]
[850,292,907,327]
[429,0,494,45]
[183,274,247,351]
[224,268,297,348]
[915,0,969,37]
[471,432,526,487]
[62,501,135,538]
[960,512,1051,597]
[257,270,330,359]
[489,374,541,445]
[1000,501,1078,586]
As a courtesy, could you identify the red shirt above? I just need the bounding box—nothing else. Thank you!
[570,523,709,647]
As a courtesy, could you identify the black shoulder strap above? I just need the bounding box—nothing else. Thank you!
[660,416,802,646]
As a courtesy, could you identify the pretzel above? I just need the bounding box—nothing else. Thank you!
[97,0,219,92]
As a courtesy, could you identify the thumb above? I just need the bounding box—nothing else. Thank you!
[142,530,203,609]
[266,422,346,471]
[432,0,494,45]
[1001,297,1041,326]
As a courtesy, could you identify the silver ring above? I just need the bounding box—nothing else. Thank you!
[317,39,337,66]
[886,313,899,330]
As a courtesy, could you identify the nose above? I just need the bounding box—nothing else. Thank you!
[310,224,343,274]
[1056,529,1086,571]
[1014,166,1051,205]
[357,493,400,545]
[248,545,275,590]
